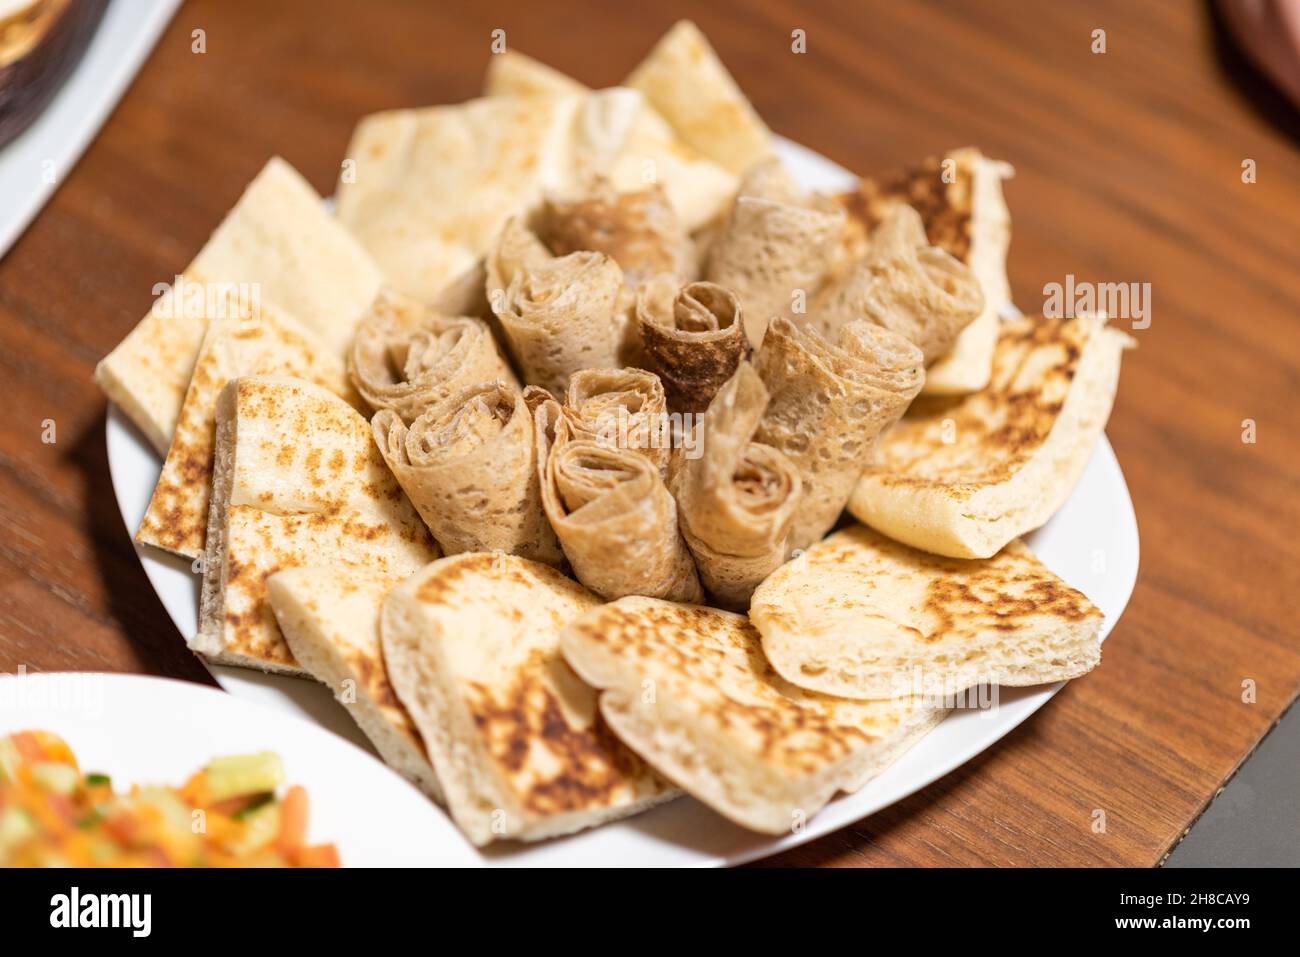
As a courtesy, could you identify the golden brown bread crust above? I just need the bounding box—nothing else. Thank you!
[542,179,687,287]
[871,315,1089,489]
[837,151,976,265]
[635,278,750,414]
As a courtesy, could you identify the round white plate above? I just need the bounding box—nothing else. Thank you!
[0,672,479,866]
[102,138,1140,866]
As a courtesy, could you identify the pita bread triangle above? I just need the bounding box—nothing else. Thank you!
[95,157,384,453]
[381,553,677,845]
[623,20,774,175]
[560,596,943,834]
[265,565,443,802]
[136,292,359,560]
[750,524,1104,701]
[193,375,438,674]
[484,49,589,97]
[848,314,1134,559]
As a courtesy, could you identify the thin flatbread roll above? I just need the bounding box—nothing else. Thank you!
[837,148,1014,394]
[810,204,984,364]
[706,159,845,348]
[371,380,563,566]
[672,363,801,610]
[382,553,676,845]
[542,178,687,287]
[753,318,925,552]
[265,566,443,802]
[490,247,624,395]
[560,597,943,834]
[541,435,702,603]
[635,277,749,413]
[95,157,384,453]
[485,216,552,299]
[563,367,670,474]
[750,525,1104,699]
[624,20,773,175]
[136,293,357,560]
[349,285,515,422]
[848,315,1134,559]
[194,376,439,674]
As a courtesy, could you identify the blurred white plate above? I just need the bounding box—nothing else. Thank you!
[0,0,180,259]
[0,672,477,866]
[102,137,1140,866]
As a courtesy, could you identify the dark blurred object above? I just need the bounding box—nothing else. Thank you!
[1218,0,1300,105]
[0,0,108,149]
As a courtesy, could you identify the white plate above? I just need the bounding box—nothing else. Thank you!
[0,671,479,866]
[0,0,181,260]
[102,138,1140,866]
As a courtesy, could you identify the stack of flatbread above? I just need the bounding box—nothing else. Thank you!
[97,20,1131,848]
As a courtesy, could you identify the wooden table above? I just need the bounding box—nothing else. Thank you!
[2,0,1297,867]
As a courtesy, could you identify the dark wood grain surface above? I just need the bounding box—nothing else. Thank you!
[1,0,1297,867]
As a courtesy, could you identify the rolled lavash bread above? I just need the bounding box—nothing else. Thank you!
[705,159,845,348]
[349,286,515,422]
[809,204,984,364]
[634,276,750,414]
[487,225,625,394]
[540,429,703,604]
[671,363,801,610]
[563,366,671,475]
[542,178,688,288]
[753,317,925,552]
[371,380,563,565]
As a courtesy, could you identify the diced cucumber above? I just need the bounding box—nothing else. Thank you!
[31,761,80,795]
[0,737,19,783]
[226,801,281,857]
[0,807,37,851]
[205,752,284,801]
[135,787,194,834]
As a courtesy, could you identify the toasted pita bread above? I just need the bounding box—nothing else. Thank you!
[837,148,1013,394]
[848,315,1133,559]
[382,553,676,845]
[624,20,773,175]
[750,525,1104,700]
[193,376,438,673]
[561,597,943,834]
[135,294,357,559]
[265,566,443,802]
[95,157,383,453]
